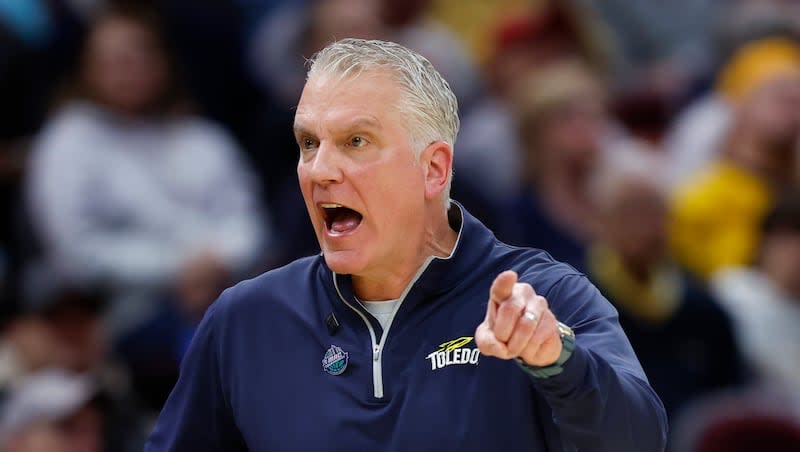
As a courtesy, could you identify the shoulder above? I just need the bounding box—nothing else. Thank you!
[29,105,115,177]
[210,255,324,323]
[494,241,583,293]
[34,104,105,154]
[181,256,325,381]
[166,117,249,171]
[491,242,610,321]
[170,117,239,150]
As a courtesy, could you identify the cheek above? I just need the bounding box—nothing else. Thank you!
[296,167,312,194]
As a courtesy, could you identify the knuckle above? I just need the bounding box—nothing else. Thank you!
[505,344,522,358]
[538,318,558,341]
[497,300,522,317]
[519,283,535,298]
[478,344,494,356]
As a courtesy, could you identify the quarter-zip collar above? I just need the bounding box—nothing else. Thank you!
[327,201,495,313]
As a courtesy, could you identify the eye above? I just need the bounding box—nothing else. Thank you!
[299,137,317,151]
[349,136,367,148]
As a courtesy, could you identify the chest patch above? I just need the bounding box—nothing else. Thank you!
[322,345,349,375]
[425,336,481,370]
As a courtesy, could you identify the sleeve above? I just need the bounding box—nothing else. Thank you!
[527,274,668,452]
[144,294,247,451]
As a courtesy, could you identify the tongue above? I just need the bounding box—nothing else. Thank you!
[330,209,361,233]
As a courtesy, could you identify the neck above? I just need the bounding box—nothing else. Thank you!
[352,203,458,301]
[619,256,654,284]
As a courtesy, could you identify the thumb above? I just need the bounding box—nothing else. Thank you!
[489,270,518,304]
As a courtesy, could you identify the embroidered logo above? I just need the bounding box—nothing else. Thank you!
[425,336,480,370]
[322,345,349,375]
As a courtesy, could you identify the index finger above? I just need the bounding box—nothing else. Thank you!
[489,270,518,304]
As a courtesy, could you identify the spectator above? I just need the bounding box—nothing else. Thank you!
[711,194,800,392]
[587,155,743,420]
[0,370,104,452]
[665,5,800,189]
[495,60,610,270]
[0,284,107,386]
[669,37,800,280]
[25,3,268,409]
[26,3,268,334]
[455,2,614,205]
[0,282,148,451]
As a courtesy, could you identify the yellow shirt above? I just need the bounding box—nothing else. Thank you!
[669,162,772,280]
[587,244,681,324]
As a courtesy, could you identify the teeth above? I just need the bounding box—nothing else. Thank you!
[320,203,343,209]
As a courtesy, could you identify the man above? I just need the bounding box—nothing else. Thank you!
[586,155,742,419]
[145,38,667,451]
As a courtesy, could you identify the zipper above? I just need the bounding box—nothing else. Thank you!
[333,257,434,399]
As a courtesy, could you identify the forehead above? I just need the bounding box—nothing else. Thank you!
[294,69,404,128]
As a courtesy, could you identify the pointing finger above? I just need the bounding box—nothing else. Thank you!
[489,270,518,305]
[492,283,531,343]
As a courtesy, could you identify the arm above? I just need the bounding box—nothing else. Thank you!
[145,294,246,451]
[533,274,667,451]
[476,271,667,451]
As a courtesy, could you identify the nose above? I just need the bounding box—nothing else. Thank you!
[306,140,343,186]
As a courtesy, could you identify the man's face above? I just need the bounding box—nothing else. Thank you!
[84,17,168,115]
[601,178,667,269]
[740,74,800,148]
[295,70,429,279]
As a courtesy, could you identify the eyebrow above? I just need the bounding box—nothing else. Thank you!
[342,117,382,133]
[293,116,382,137]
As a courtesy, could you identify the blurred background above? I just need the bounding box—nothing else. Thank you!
[0,0,799,450]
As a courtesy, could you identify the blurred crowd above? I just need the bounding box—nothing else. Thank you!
[1,0,800,450]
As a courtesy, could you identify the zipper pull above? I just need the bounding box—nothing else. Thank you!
[373,345,381,362]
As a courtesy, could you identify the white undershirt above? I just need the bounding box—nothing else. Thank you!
[359,298,401,330]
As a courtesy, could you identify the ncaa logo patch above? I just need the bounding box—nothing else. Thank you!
[322,345,349,375]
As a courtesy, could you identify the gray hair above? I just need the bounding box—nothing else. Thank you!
[306,38,460,203]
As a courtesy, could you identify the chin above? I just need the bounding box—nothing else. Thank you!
[321,248,367,276]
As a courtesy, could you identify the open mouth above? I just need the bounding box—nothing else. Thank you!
[319,203,363,235]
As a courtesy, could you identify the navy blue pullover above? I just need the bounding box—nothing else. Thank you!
[146,205,668,451]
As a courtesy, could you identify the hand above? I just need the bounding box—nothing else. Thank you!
[475,270,562,366]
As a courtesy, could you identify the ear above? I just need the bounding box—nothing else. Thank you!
[421,141,453,202]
